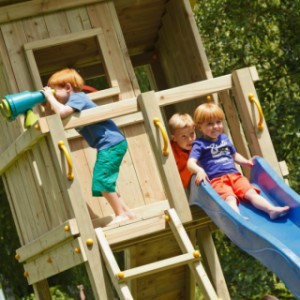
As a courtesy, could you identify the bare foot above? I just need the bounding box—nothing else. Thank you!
[106,214,130,226]
[269,206,290,220]
[125,210,136,219]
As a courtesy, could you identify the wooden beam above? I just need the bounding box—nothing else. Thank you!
[231,68,282,175]
[0,126,45,175]
[16,219,79,263]
[0,0,104,24]
[37,74,235,132]
[137,91,192,223]
[24,237,87,285]
[120,252,199,281]
[156,74,232,106]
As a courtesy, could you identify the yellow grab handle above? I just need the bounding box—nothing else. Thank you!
[58,140,74,180]
[153,117,169,156]
[248,93,264,131]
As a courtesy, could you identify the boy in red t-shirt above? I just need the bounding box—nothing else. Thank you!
[169,113,196,190]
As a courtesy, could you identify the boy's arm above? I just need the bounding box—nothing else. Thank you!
[41,87,75,118]
[187,158,209,185]
[233,152,253,167]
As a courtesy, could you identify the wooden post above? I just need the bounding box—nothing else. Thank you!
[138,91,192,223]
[232,68,282,176]
[45,114,112,300]
[196,228,231,300]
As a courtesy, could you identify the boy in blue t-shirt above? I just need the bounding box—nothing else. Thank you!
[42,68,134,226]
[187,103,289,220]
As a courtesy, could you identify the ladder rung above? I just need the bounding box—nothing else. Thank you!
[118,252,200,281]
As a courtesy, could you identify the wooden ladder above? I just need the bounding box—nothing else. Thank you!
[95,208,221,300]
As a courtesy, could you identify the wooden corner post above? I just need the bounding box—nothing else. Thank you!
[232,67,282,175]
[138,91,192,223]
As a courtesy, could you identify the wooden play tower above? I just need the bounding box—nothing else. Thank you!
[0,1,288,299]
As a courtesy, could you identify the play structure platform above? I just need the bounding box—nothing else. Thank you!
[0,0,298,299]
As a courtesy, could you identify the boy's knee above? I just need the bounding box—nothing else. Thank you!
[225,195,238,205]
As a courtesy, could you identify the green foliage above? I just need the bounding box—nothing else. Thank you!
[0,178,31,297]
[194,0,300,192]
[213,231,295,299]
[194,1,300,298]
[21,285,74,300]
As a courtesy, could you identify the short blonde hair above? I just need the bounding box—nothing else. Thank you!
[168,113,194,135]
[194,103,225,124]
[47,68,84,92]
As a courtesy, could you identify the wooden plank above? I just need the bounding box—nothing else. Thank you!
[35,74,233,133]
[115,134,146,209]
[22,16,49,42]
[20,152,53,237]
[101,200,170,246]
[24,25,102,50]
[0,126,45,175]
[0,30,23,148]
[7,160,40,242]
[123,123,167,205]
[156,74,232,106]
[1,21,35,93]
[65,112,143,140]
[37,138,70,222]
[88,87,120,101]
[61,97,138,130]
[196,227,231,300]
[24,237,87,285]
[120,252,199,281]
[96,29,119,89]
[181,0,213,80]
[138,91,192,223]
[16,219,79,263]
[68,138,105,219]
[220,90,251,178]
[0,0,104,24]
[96,228,133,300]
[66,7,91,32]
[231,68,282,175]
[129,235,188,300]
[107,1,140,94]
[29,156,54,229]
[2,175,25,243]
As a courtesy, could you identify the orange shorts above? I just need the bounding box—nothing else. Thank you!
[210,173,260,204]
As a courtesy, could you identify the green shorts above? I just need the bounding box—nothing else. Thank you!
[92,140,127,196]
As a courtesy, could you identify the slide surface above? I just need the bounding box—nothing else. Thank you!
[189,157,300,299]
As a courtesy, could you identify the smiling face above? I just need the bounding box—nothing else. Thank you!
[197,119,224,141]
[172,125,196,151]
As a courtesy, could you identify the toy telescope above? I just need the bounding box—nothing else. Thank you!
[0,90,47,121]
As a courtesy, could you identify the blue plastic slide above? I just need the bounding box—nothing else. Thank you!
[189,156,300,299]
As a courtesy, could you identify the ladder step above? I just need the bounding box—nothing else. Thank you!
[119,252,200,281]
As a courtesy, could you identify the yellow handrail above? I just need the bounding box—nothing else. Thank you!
[248,93,264,131]
[153,117,169,156]
[58,140,74,180]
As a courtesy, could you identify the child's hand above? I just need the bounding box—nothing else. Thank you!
[194,168,209,186]
[41,86,54,101]
[244,159,254,167]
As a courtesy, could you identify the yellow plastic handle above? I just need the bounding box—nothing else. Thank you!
[153,117,169,156]
[248,93,264,131]
[58,140,74,180]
